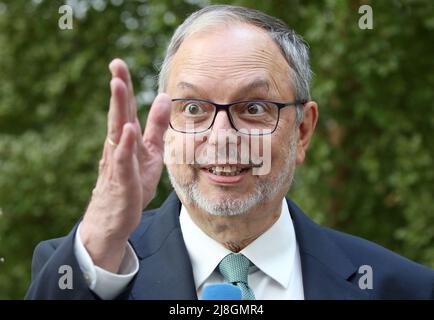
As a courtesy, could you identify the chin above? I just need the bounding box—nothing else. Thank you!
[200,185,251,200]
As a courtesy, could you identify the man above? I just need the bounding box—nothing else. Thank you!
[26,5,434,300]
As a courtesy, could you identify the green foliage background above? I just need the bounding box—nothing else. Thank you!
[0,0,433,299]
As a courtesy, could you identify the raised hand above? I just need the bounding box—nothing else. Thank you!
[80,59,171,273]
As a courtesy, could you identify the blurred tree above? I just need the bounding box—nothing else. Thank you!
[0,0,433,299]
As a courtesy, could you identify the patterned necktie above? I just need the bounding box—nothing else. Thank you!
[218,253,256,300]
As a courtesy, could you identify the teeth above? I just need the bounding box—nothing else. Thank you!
[208,166,245,176]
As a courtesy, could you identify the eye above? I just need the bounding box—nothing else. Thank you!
[183,102,204,115]
[246,102,266,114]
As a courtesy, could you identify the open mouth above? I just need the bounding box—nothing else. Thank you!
[193,162,262,184]
[205,166,250,176]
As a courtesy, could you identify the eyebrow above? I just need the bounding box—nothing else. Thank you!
[176,78,270,97]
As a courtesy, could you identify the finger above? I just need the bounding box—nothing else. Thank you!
[98,140,110,174]
[113,123,137,180]
[109,58,137,123]
[134,118,146,165]
[142,93,172,154]
[107,77,129,146]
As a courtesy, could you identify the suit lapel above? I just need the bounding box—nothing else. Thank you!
[125,192,369,300]
[128,192,197,300]
[287,198,370,300]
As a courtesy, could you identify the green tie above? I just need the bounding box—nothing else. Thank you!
[218,253,256,300]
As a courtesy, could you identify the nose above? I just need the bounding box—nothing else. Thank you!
[212,110,233,131]
[208,110,238,146]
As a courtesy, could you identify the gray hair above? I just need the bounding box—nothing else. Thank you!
[158,5,312,125]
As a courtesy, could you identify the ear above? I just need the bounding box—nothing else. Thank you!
[295,101,318,165]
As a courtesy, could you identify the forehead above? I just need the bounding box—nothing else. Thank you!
[167,23,291,99]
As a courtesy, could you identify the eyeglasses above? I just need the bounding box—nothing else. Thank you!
[169,98,307,136]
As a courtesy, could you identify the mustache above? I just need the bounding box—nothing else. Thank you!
[190,160,263,168]
[190,146,265,167]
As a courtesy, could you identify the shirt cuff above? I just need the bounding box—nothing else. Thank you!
[74,223,139,300]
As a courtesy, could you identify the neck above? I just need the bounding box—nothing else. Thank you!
[184,196,284,252]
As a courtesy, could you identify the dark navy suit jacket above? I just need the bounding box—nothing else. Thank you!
[25,192,434,299]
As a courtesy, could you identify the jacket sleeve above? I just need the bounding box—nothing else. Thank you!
[25,224,100,300]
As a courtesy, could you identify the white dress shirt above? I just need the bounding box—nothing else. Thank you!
[74,198,304,300]
[74,224,139,300]
[180,198,304,300]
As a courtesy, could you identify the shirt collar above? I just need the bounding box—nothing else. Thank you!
[179,198,297,290]
[180,205,231,289]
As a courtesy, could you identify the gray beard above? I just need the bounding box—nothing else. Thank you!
[166,136,297,217]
